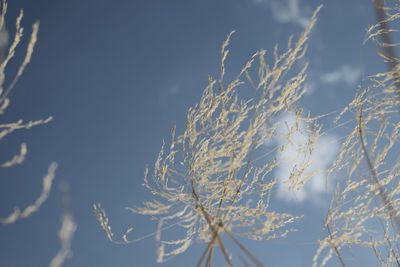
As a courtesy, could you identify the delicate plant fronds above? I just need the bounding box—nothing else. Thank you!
[0,0,55,226]
[358,105,400,231]
[0,162,57,225]
[326,222,346,267]
[0,5,39,104]
[371,0,400,64]
[314,2,400,266]
[0,0,7,31]
[97,5,323,265]
[0,116,53,140]
[0,117,53,171]
[371,0,400,98]
[49,181,77,267]
[1,142,26,167]
[0,19,39,104]
[94,203,118,243]
[49,211,77,267]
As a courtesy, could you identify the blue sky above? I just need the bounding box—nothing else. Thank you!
[0,0,389,266]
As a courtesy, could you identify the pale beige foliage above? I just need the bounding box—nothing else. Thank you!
[1,142,26,167]
[94,203,117,242]
[0,162,57,225]
[0,0,56,225]
[314,2,400,266]
[49,182,77,267]
[49,212,77,267]
[0,0,51,166]
[96,5,323,266]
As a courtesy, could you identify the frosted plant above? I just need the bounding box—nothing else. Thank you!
[0,0,56,225]
[313,2,400,266]
[95,5,322,266]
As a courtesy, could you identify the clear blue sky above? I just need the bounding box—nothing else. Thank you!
[0,0,388,266]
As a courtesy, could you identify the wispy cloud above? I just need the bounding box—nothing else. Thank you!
[321,65,360,86]
[253,0,311,28]
[272,113,338,203]
[158,84,181,105]
[169,84,181,95]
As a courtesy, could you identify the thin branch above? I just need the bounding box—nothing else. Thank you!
[206,244,214,267]
[373,0,400,95]
[197,233,218,267]
[358,106,400,230]
[191,180,232,266]
[326,223,346,267]
[223,227,265,267]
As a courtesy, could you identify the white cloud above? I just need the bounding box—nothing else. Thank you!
[321,65,360,86]
[272,113,338,203]
[253,0,311,28]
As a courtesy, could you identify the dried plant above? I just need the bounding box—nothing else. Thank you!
[0,1,76,266]
[0,162,57,224]
[313,1,400,266]
[0,0,56,224]
[95,6,323,266]
[50,181,77,267]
